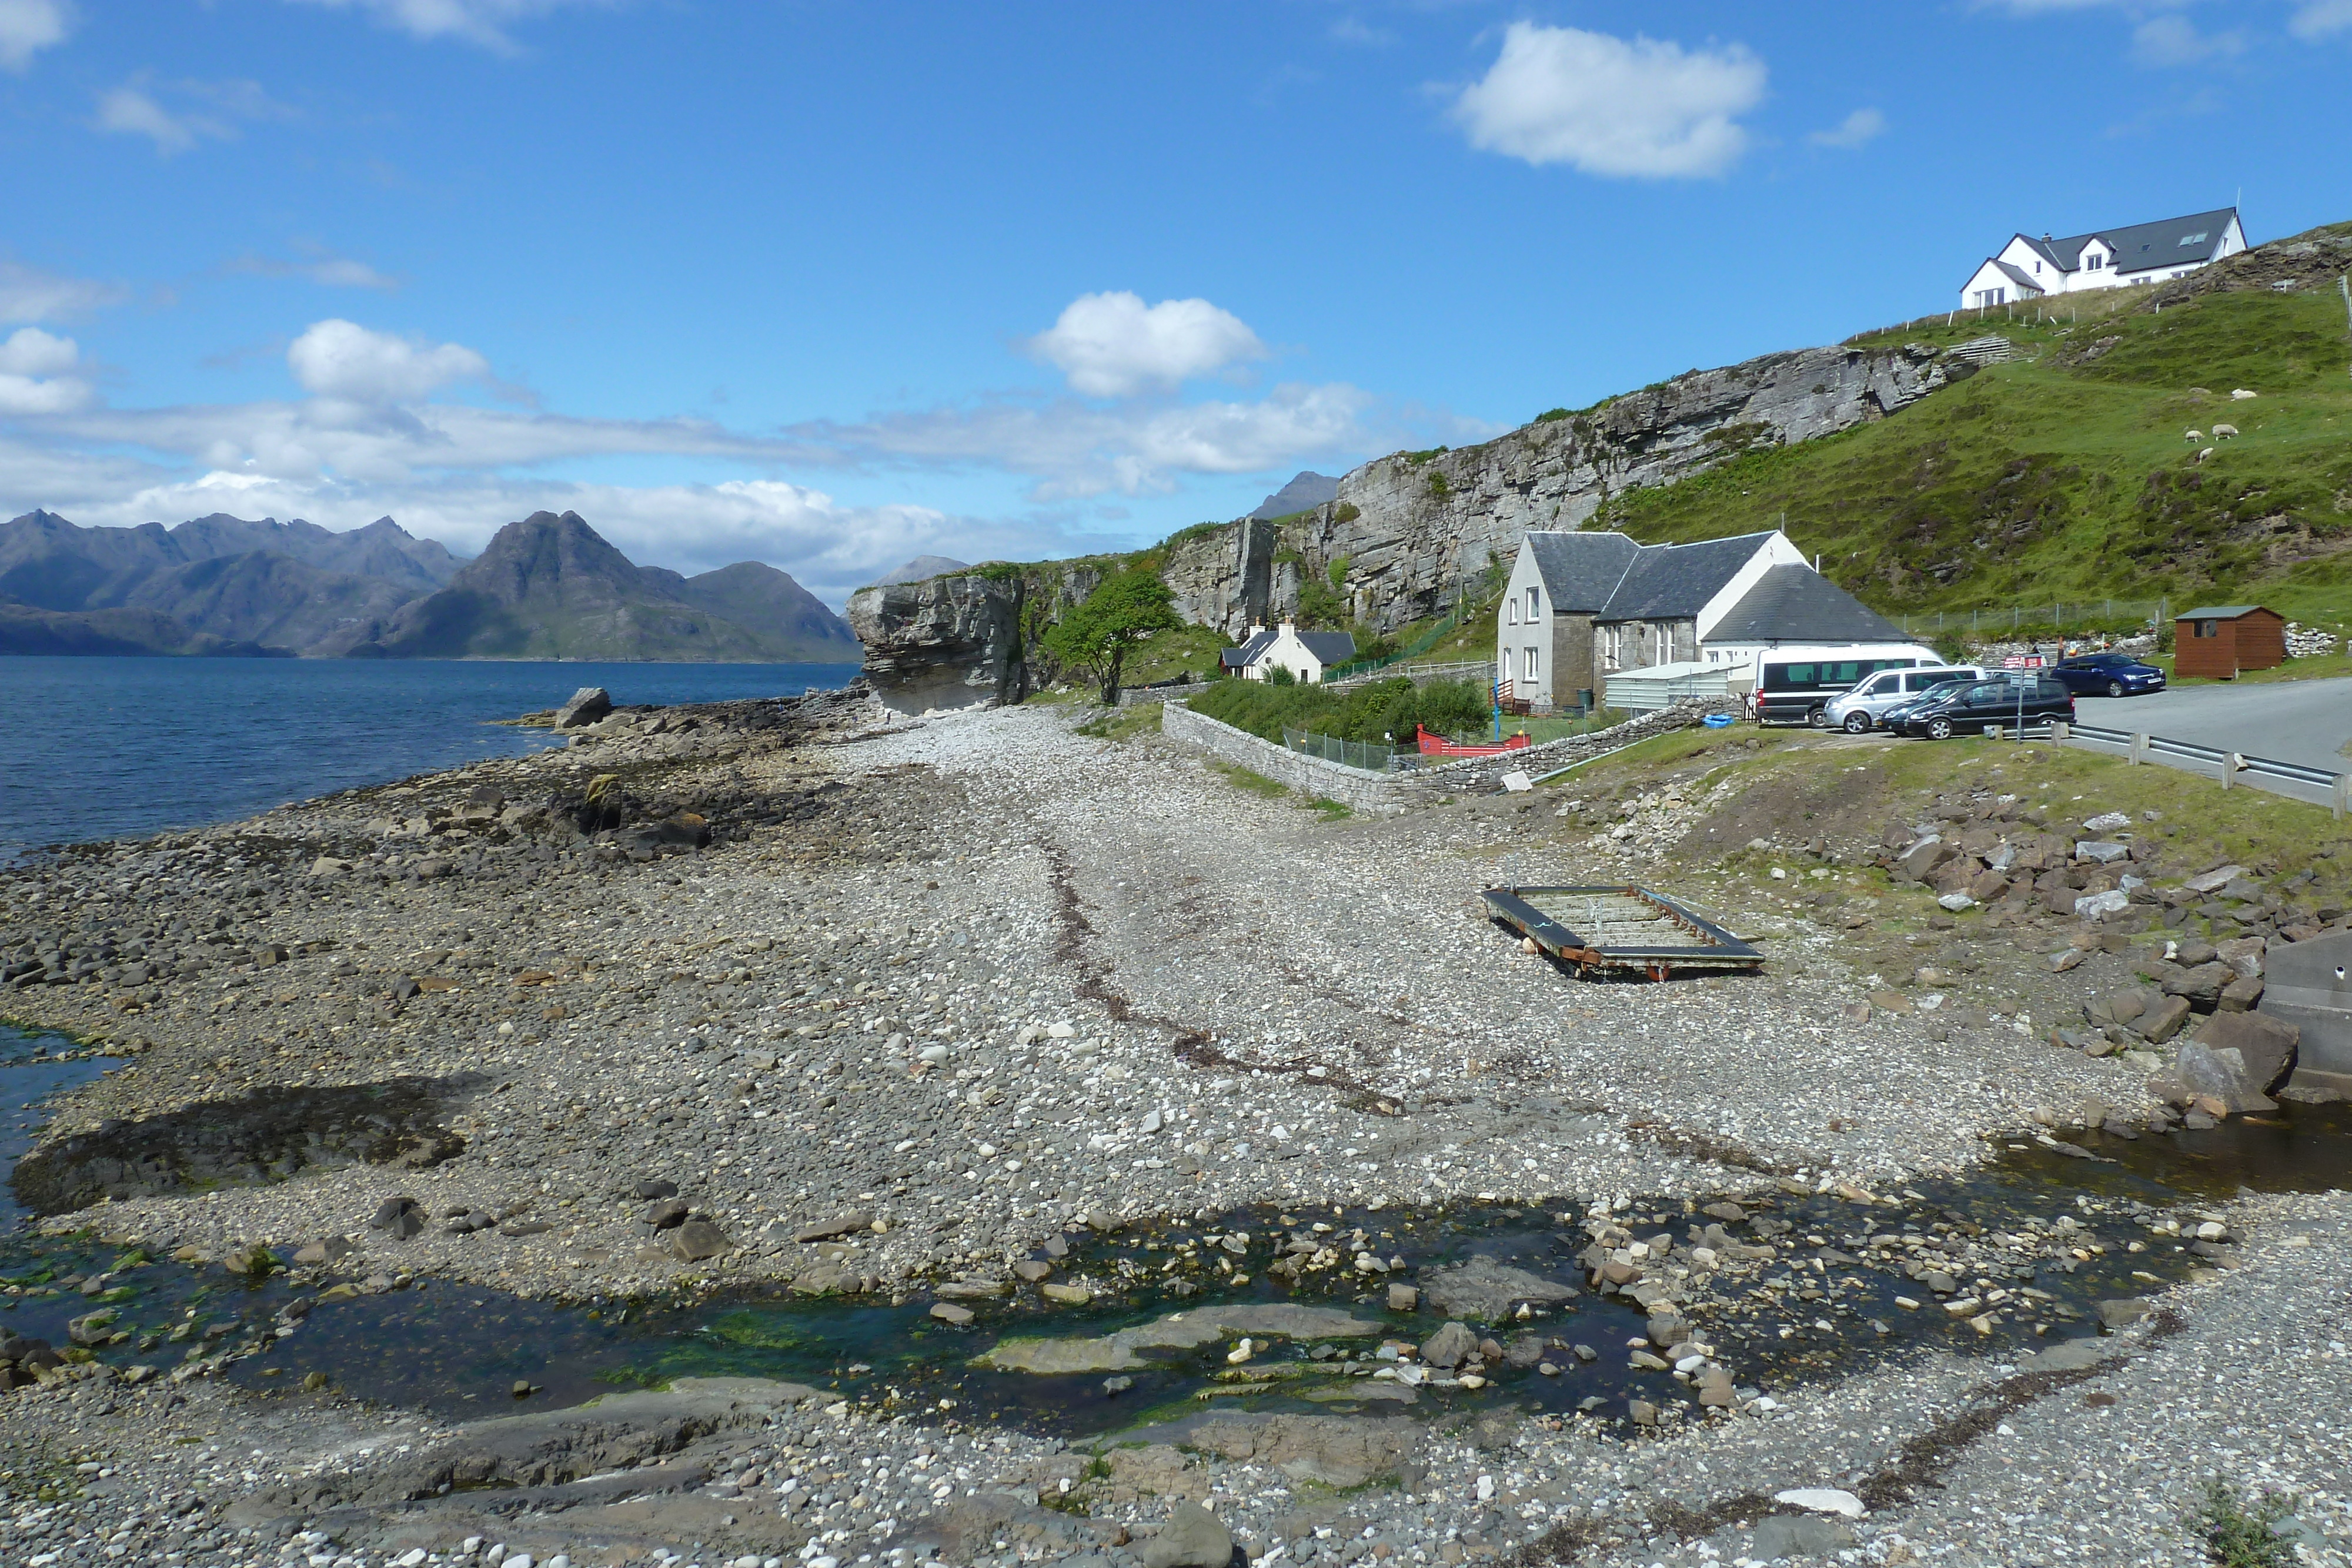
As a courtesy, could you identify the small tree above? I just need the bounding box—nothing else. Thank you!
[1042,570,1182,705]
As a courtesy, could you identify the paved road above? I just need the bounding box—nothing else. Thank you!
[2076,675,2352,771]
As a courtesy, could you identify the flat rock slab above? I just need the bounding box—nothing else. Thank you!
[1418,1257,1581,1321]
[975,1304,1381,1374]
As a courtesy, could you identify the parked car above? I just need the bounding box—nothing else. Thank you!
[2050,651,2167,697]
[1820,666,1983,733]
[1895,676,2076,739]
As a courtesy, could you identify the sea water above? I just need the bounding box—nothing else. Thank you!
[0,656,861,859]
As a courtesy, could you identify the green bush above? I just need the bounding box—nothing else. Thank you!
[1535,408,1570,423]
[1191,676,1492,746]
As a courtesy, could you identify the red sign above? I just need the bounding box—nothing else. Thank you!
[2002,654,2047,669]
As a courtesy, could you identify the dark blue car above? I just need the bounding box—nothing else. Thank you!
[2050,651,2167,697]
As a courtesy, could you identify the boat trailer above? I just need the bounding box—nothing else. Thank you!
[1480,884,1763,980]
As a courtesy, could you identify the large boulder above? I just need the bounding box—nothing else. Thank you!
[2191,1012,2298,1095]
[554,686,613,728]
[1140,1502,1235,1568]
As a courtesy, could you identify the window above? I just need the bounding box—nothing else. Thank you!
[2198,620,2219,638]
[2179,231,2208,246]
[1524,645,1539,678]
[2086,254,2104,271]
[1507,598,1518,626]
[1973,287,2005,308]
[1526,586,1540,620]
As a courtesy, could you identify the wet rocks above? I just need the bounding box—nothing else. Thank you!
[1419,1321,1477,1370]
[1418,1258,1580,1321]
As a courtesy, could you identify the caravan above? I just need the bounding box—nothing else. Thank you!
[1739,642,1946,727]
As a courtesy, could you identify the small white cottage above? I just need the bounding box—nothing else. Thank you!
[1221,620,1357,683]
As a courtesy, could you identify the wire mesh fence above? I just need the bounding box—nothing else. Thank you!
[1894,599,2170,637]
[1281,726,1398,772]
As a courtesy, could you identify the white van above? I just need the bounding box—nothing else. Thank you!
[1821,667,1984,733]
[1746,644,1946,727]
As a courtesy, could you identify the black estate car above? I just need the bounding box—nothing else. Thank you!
[1895,676,2077,738]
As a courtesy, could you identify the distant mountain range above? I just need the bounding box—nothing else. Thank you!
[874,554,971,586]
[1250,472,1339,520]
[0,508,859,661]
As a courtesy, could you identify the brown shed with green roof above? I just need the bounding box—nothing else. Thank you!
[2173,604,2285,679]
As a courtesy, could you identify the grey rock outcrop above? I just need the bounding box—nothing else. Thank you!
[846,573,1033,713]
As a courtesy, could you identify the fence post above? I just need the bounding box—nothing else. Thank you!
[2337,773,2350,822]
[2222,752,2242,790]
[2130,732,2147,765]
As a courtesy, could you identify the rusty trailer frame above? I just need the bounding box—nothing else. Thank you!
[1480,884,1763,979]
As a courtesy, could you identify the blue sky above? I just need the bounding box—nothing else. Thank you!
[1,0,2347,603]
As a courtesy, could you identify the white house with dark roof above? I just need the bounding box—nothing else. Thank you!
[1959,207,2246,309]
[1497,529,1915,710]
[1220,620,1357,683]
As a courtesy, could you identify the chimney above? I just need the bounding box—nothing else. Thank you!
[1279,618,1295,632]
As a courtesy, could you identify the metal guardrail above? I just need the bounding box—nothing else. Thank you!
[2057,721,2352,817]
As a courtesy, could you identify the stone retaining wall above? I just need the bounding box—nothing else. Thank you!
[1117,681,1215,708]
[1160,698,1741,811]
[1159,703,1414,815]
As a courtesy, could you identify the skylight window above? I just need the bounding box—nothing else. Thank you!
[2178,231,2209,246]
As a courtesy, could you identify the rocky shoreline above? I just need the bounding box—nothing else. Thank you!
[0,691,2346,1565]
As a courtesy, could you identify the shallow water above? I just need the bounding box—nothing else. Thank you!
[0,656,861,860]
[4,1017,2345,1437]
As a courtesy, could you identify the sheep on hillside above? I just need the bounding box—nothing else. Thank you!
[2197,447,2216,464]
[2184,429,2203,441]
[2213,423,2240,439]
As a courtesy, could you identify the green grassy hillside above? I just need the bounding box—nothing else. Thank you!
[1595,228,2352,628]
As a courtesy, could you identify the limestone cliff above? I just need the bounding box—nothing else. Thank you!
[1164,339,1956,637]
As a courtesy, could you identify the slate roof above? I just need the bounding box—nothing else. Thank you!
[2023,208,2237,278]
[2175,605,2271,620]
[1221,628,1277,668]
[1599,533,1779,621]
[1521,529,1778,624]
[1991,259,2044,295]
[1297,630,1356,664]
[1704,565,1909,646]
[1524,531,1642,613]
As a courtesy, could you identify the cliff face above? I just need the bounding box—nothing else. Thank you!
[851,336,1957,698]
[1164,339,1953,637]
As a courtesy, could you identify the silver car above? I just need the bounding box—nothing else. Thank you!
[1821,666,1983,734]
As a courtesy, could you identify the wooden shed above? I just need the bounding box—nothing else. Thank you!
[2174,604,2286,679]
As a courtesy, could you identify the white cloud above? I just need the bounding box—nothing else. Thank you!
[2129,14,2244,62]
[1329,16,1394,46]
[1025,292,1268,398]
[96,82,219,155]
[1807,107,1885,148]
[0,326,90,414]
[0,0,70,73]
[285,0,612,52]
[2290,0,2352,38]
[230,250,402,290]
[95,74,292,155]
[285,319,492,403]
[0,326,78,377]
[0,261,125,323]
[1449,22,1766,179]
